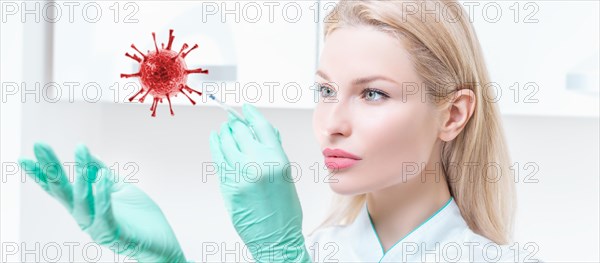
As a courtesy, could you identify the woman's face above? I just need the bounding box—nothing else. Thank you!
[312,26,442,195]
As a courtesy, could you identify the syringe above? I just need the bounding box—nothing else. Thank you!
[208,94,258,140]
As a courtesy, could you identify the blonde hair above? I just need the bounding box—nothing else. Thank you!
[314,0,516,245]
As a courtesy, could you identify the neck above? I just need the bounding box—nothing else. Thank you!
[365,160,452,252]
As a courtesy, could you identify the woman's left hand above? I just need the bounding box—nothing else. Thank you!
[209,103,311,263]
[19,143,188,262]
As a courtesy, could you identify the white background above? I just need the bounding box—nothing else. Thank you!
[2,1,599,262]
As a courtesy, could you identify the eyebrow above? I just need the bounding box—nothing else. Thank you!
[315,69,399,85]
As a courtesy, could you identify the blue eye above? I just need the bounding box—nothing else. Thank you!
[362,88,389,101]
[316,84,389,101]
[318,84,337,98]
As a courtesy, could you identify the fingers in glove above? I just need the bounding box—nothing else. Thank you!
[19,158,50,192]
[73,144,96,230]
[275,127,282,145]
[242,103,280,148]
[33,142,74,211]
[219,122,244,165]
[209,131,230,173]
[88,168,119,245]
[228,113,260,154]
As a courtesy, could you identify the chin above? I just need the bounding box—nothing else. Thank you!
[327,171,370,196]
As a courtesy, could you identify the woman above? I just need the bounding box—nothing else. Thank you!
[19,0,539,262]
[211,0,539,262]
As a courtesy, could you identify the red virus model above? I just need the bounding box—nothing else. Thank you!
[121,29,208,117]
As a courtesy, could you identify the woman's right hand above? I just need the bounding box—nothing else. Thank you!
[209,103,311,263]
[19,142,189,262]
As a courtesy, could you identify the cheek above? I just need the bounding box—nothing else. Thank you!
[312,106,324,145]
[357,103,436,179]
[363,103,431,144]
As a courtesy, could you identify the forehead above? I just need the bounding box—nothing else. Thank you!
[318,26,418,84]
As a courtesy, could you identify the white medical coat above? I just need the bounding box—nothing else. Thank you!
[305,197,541,262]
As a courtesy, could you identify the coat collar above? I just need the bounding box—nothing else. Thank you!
[347,196,464,262]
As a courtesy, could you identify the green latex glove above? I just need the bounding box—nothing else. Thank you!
[19,142,188,263]
[208,103,311,263]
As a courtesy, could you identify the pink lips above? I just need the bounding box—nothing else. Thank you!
[322,148,362,170]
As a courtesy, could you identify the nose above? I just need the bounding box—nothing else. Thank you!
[322,99,353,139]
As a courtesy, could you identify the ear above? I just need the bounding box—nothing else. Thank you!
[438,89,476,142]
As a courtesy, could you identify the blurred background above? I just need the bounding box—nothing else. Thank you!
[1,0,599,262]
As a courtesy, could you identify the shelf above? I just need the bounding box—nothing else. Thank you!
[51,1,320,109]
[28,0,600,117]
